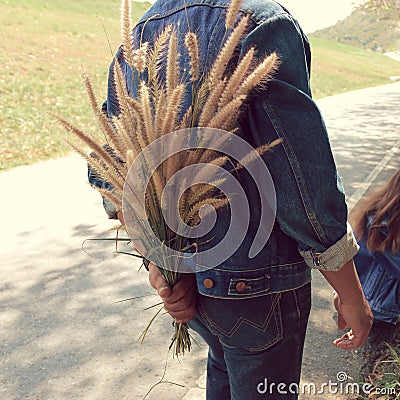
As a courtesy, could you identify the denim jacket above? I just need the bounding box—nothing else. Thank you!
[354,223,400,325]
[89,0,359,299]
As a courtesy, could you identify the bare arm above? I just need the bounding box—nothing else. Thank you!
[320,259,373,350]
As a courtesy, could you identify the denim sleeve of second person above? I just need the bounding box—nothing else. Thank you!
[240,13,358,271]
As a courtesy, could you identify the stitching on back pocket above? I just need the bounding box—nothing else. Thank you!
[198,293,283,352]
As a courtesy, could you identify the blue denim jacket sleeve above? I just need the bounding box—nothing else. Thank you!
[354,238,400,324]
[240,12,358,271]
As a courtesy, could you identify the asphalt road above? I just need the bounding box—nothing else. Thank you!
[0,82,399,400]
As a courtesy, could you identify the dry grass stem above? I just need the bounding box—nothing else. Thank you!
[238,52,279,96]
[139,82,154,145]
[207,95,246,129]
[236,139,282,170]
[186,180,226,206]
[110,116,138,160]
[162,84,185,136]
[208,15,249,87]
[97,187,124,212]
[198,80,226,126]
[121,0,135,67]
[112,61,141,144]
[153,89,167,136]
[56,116,123,186]
[166,31,179,97]
[132,42,148,73]
[66,139,124,195]
[186,197,229,225]
[147,26,172,98]
[225,0,244,29]
[218,47,255,109]
[82,74,125,155]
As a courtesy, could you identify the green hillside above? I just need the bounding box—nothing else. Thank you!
[310,6,400,52]
[309,37,400,98]
[1,1,400,170]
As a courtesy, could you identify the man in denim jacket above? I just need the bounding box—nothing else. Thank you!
[89,0,373,398]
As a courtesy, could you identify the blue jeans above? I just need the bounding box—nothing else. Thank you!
[189,282,311,400]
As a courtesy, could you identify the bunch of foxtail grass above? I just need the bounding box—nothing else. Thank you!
[56,0,280,356]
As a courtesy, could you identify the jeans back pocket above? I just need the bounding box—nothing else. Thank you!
[198,292,283,352]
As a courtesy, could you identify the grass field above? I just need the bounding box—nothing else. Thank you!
[309,37,400,98]
[1,0,400,171]
[0,0,149,170]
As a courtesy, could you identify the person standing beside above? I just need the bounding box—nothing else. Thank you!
[351,169,400,376]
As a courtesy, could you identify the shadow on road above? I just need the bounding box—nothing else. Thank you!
[0,222,206,399]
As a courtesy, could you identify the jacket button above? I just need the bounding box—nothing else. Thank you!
[203,278,214,289]
[235,282,247,292]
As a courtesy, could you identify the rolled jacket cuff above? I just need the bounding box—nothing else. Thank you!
[299,223,359,271]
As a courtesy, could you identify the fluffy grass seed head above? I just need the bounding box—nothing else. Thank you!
[185,32,200,82]
[121,0,135,67]
[225,0,244,29]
